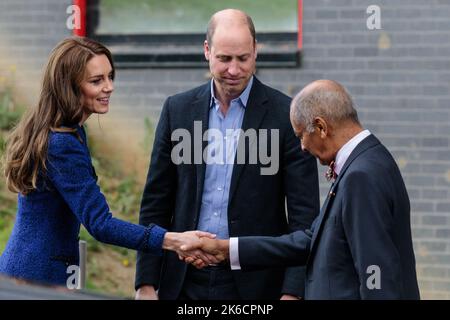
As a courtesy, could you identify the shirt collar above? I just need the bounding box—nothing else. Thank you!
[334,129,371,176]
[210,76,254,109]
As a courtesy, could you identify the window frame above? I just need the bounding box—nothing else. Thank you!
[85,0,303,68]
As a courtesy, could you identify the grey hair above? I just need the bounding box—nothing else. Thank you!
[206,10,256,46]
[291,80,360,133]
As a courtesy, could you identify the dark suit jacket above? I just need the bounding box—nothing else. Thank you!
[135,77,320,299]
[239,134,420,299]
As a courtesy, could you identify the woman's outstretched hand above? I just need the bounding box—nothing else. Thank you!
[162,230,220,266]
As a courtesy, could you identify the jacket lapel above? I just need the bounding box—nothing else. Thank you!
[308,134,380,256]
[308,182,337,257]
[192,84,211,219]
[228,77,268,206]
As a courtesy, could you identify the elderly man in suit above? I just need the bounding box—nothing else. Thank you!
[185,79,420,299]
[134,9,320,300]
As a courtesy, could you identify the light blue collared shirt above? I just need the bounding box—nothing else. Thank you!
[196,77,254,239]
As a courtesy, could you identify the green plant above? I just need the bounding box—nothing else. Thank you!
[0,86,22,130]
[79,226,101,253]
[0,196,16,253]
[141,116,155,152]
[0,73,23,254]
[0,134,5,154]
[0,222,14,253]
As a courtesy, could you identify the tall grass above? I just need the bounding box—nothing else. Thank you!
[0,72,22,253]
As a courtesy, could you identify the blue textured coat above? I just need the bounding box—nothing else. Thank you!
[0,125,166,286]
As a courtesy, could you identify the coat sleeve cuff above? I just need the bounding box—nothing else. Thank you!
[229,237,241,270]
[143,223,167,255]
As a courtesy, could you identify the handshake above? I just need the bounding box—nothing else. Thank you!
[162,231,229,269]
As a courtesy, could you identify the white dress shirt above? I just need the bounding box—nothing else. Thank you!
[334,129,371,176]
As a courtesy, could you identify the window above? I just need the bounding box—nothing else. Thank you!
[87,0,302,68]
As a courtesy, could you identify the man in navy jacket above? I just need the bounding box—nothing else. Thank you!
[185,80,420,299]
[135,9,320,300]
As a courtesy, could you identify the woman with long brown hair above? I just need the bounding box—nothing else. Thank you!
[0,37,214,287]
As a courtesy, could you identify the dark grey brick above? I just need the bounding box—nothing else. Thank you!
[316,10,338,19]
[407,175,436,187]
[397,97,433,109]
[422,189,448,200]
[352,72,379,82]
[421,266,447,278]
[309,61,339,70]
[308,0,353,5]
[423,86,450,96]
[412,228,435,238]
[340,9,365,19]
[341,34,368,44]
[354,47,379,57]
[435,47,450,57]
[436,126,450,136]
[392,33,424,44]
[303,47,327,58]
[327,22,360,33]
[302,22,327,33]
[436,203,450,213]
[437,99,450,109]
[411,201,435,212]
[407,72,437,83]
[420,150,450,161]
[328,47,354,57]
[421,137,449,148]
[433,282,450,291]
[394,8,425,18]
[436,176,450,188]
[421,163,450,174]
[423,60,450,70]
[437,21,450,31]
[422,216,448,226]
[395,85,423,95]
[419,241,447,252]
[423,33,450,44]
[380,72,407,82]
[416,254,450,264]
[436,229,450,238]
[361,85,393,96]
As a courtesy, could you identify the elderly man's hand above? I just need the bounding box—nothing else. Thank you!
[181,238,230,269]
[163,230,221,265]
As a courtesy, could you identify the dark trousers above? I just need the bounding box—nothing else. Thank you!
[178,265,241,300]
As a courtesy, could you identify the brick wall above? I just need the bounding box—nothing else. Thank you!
[1,0,449,299]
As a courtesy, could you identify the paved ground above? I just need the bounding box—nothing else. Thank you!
[0,276,117,300]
